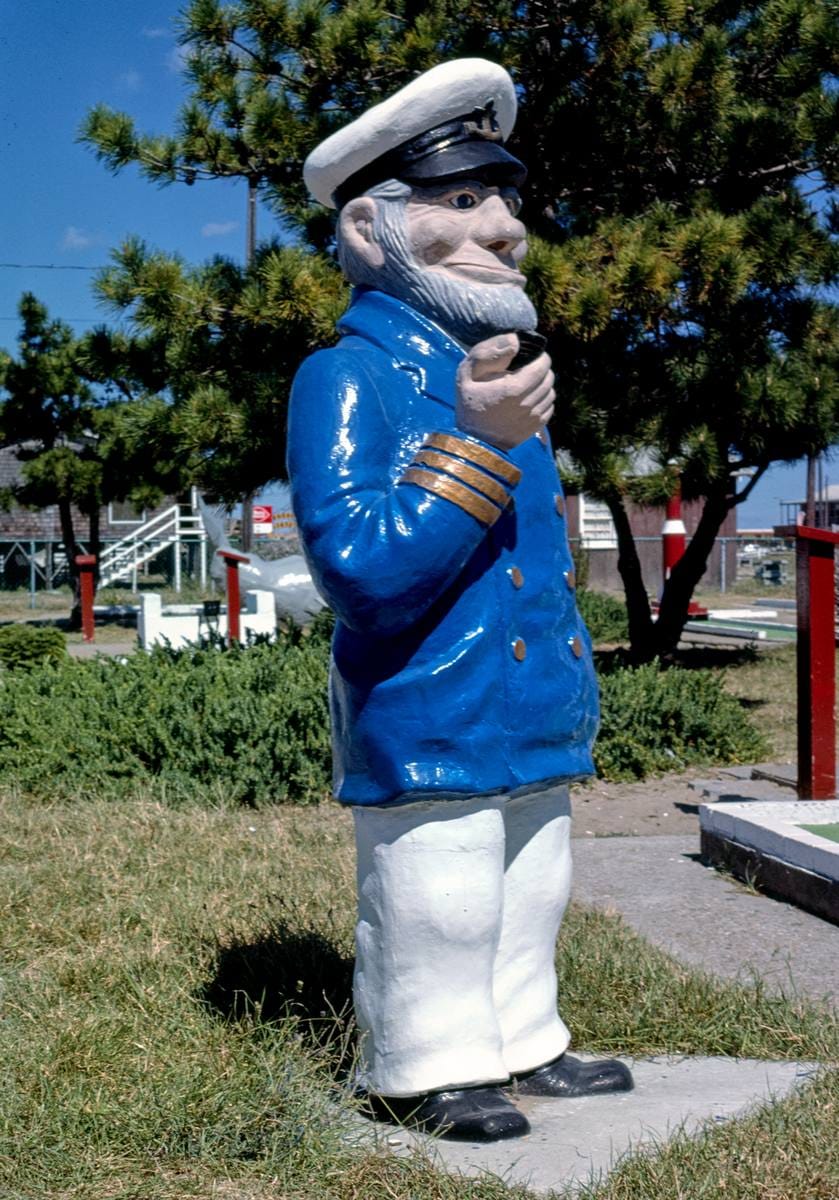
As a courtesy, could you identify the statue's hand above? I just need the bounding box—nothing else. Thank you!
[455,334,555,451]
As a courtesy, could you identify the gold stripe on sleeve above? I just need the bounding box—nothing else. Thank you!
[414,449,511,508]
[400,467,502,527]
[424,432,522,486]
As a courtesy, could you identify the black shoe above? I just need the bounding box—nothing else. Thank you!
[366,1085,531,1141]
[512,1052,634,1098]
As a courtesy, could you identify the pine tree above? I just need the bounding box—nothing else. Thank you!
[88,239,346,504]
[78,0,442,251]
[81,0,839,657]
[486,0,839,659]
[0,296,180,627]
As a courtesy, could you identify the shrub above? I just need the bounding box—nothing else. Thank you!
[0,628,331,805]
[576,589,628,643]
[0,623,67,670]
[0,609,766,801]
[595,660,768,780]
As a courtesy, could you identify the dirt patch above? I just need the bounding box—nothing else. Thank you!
[570,769,710,838]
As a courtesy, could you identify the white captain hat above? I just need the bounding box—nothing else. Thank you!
[303,58,526,210]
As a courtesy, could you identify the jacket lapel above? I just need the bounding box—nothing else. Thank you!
[338,289,464,411]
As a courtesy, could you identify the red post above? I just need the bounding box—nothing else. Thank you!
[75,554,97,644]
[216,550,249,643]
[796,526,839,799]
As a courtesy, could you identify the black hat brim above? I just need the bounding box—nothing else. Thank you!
[333,138,526,208]
[399,139,527,189]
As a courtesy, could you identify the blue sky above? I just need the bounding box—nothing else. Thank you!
[0,1,816,525]
[0,1,273,329]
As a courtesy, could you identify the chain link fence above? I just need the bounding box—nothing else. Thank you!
[569,535,795,599]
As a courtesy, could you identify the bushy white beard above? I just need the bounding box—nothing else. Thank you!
[337,183,538,347]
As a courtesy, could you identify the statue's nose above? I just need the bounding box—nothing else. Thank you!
[473,195,526,256]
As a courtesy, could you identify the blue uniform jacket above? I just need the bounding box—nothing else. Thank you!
[288,288,599,806]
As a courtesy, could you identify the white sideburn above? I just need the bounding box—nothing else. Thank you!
[352,786,572,1097]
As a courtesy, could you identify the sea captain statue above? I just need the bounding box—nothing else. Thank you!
[288,59,633,1141]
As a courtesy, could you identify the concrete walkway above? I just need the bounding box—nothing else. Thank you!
[571,833,839,1006]
[380,1057,816,1196]
[66,639,136,659]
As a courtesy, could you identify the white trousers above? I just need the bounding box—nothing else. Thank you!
[352,786,572,1097]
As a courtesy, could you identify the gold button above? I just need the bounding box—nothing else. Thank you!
[570,635,583,658]
[510,566,524,589]
[555,494,565,517]
[513,638,527,661]
[565,570,576,590]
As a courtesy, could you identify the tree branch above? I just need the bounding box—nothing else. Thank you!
[732,461,770,506]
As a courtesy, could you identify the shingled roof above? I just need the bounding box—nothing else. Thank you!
[0,444,64,538]
[0,444,181,542]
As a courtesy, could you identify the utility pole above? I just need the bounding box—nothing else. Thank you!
[239,176,258,553]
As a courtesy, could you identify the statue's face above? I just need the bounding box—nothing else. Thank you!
[337,176,538,344]
[404,181,528,290]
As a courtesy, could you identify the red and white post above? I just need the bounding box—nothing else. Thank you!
[662,484,687,584]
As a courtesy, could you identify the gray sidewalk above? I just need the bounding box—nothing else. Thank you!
[66,639,137,659]
[378,1057,816,1196]
[571,833,839,1006]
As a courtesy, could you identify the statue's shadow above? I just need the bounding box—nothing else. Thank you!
[199,921,356,1069]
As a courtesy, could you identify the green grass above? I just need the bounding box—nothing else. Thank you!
[0,582,217,624]
[692,642,801,763]
[1,788,838,1199]
[576,1068,839,1200]
[800,823,839,844]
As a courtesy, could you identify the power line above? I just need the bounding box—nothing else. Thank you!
[0,316,104,323]
[0,263,106,271]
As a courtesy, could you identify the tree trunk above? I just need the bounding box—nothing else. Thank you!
[88,503,101,587]
[652,488,730,658]
[605,493,655,659]
[240,491,255,553]
[58,497,82,631]
[806,455,816,527]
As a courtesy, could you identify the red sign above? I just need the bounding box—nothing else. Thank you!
[252,504,273,534]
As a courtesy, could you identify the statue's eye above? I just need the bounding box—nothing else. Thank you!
[503,194,522,217]
[451,191,478,210]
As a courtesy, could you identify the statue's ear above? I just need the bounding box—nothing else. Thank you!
[338,197,385,270]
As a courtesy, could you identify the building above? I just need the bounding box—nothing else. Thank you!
[0,444,206,591]
[562,490,738,594]
[776,484,839,537]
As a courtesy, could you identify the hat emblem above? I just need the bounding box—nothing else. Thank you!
[462,101,502,142]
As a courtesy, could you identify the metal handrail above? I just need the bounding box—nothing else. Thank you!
[98,505,207,589]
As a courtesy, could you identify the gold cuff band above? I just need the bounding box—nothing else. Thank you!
[400,467,502,527]
[414,449,511,508]
[424,432,522,486]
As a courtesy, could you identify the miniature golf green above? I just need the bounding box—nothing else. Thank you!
[799,823,839,843]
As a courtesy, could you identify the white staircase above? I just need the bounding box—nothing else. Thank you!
[98,505,206,590]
